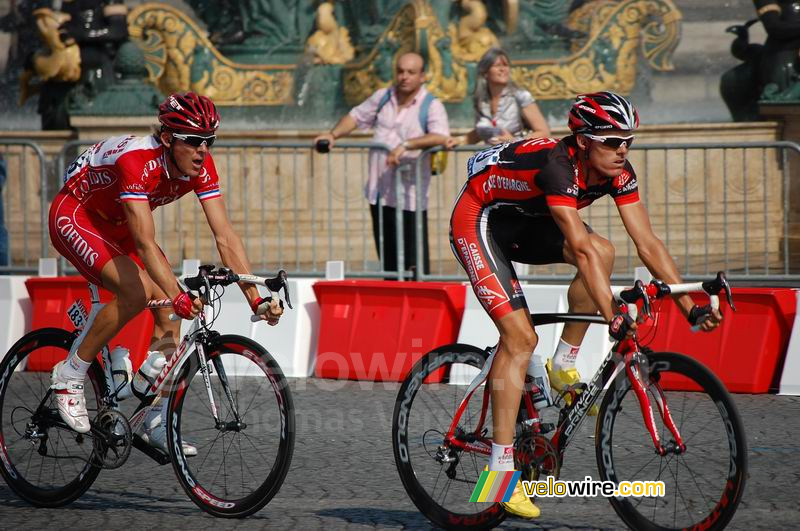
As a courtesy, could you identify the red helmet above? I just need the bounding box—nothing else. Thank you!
[568,91,639,134]
[158,92,220,134]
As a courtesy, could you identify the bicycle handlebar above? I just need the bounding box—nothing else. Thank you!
[612,271,735,324]
[158,265,293,321]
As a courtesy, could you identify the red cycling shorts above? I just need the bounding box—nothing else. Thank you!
[450,190,589,320]
[48,190,145,286]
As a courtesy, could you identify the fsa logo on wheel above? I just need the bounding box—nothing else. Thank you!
[474,274,509,312]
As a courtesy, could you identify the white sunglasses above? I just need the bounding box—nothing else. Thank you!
[583,133,635,149]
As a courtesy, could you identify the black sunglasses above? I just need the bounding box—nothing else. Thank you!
[583,133,634,149]
[172,132,216,148]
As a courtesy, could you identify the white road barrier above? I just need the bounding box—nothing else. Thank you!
[452,283,615,385]
[778,290,800,395]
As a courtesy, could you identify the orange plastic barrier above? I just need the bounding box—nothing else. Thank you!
[312,280,466,381]
[24,277,153,372]
[636,288,797,393]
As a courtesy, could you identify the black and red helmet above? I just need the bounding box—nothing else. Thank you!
[158,92,220,134]
[568,91,639,134]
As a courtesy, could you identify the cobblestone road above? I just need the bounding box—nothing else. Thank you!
[0,379,797,530]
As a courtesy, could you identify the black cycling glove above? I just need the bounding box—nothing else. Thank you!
[609,312,635,341]
[687,304,715,327]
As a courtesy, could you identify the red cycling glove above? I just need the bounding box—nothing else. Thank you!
[172,292,194,320]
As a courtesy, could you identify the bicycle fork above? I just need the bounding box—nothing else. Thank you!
[623,342,685,455]
[195,341,245,432]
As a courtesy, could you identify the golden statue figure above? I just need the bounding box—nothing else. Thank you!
[306,1,355,65]
[449,0,499,62]
[19,7,82,105]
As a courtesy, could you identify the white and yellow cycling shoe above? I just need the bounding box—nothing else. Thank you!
[484,466,541,519]
[547,360,599,416]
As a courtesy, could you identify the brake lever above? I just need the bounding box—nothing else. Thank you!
[718,272,736,312]
[265,270,293,310]
[280,270,293,310]
[636,280,651,320]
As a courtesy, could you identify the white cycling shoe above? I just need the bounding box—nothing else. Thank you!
[140,423,198,457]
[50,361,91,434]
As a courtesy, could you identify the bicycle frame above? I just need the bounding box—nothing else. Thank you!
[70,283,245,462]
[441,313,615,459]
[442,275,734,460]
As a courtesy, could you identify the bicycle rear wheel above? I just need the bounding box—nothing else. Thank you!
[595,351,747,531]
[167,334,294,518]
[0,328,106,506]
[392,344,505,530]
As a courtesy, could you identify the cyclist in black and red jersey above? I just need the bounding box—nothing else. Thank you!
[48,92,283,454]
[449,91,722,518]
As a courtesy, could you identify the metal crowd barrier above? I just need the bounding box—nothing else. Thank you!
[2,138,797,281]
[0,140,49,273]
[53,139,405,279]
[416,141,800,282]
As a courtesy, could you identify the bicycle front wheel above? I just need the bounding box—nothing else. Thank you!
[167,334,295,518]
[392,344,505,530]
[0,328,106,507]
[595,351,747,531]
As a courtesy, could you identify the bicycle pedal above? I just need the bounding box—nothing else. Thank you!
[539,423,555,434]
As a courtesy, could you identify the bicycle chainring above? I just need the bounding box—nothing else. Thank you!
[92,408,132,469]
[514,433,561,483]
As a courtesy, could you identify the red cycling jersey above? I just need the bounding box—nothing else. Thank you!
[450,136,639,318]
[61,134,221,223]
[49,134,222,284]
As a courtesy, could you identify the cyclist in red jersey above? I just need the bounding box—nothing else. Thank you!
[49,92,283,452]
[449,91,722,518]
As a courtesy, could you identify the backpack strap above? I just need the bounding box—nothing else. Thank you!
[418,92,436,134]
[374,88,437,134]
[372,88,393,128]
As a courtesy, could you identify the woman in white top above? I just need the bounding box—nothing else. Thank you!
[448,47,550,146]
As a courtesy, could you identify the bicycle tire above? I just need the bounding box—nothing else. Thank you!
[392,343,506,530]
[595,351,747,531]
[0,328,106,507]
[167,334,295,518]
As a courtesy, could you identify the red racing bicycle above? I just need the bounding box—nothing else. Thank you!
[393,272,747,530]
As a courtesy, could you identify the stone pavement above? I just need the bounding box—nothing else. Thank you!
[0,379,797,530]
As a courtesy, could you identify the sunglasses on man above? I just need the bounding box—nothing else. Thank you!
[172,132,216,148]
[582,133,634,149]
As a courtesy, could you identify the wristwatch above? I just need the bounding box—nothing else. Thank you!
[401,141,410,150]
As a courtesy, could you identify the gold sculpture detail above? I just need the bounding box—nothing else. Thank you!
[126,0,680,107]
[306,1,355,65]
[19,7,81,104]
[511,0,681,99]
[342,0,469,105]
[127,3,294,105]
[449,0,499,62]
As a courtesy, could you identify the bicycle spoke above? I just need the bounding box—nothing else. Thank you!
[675,456,714,507]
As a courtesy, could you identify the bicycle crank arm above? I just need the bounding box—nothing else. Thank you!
[131,434,170,465]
